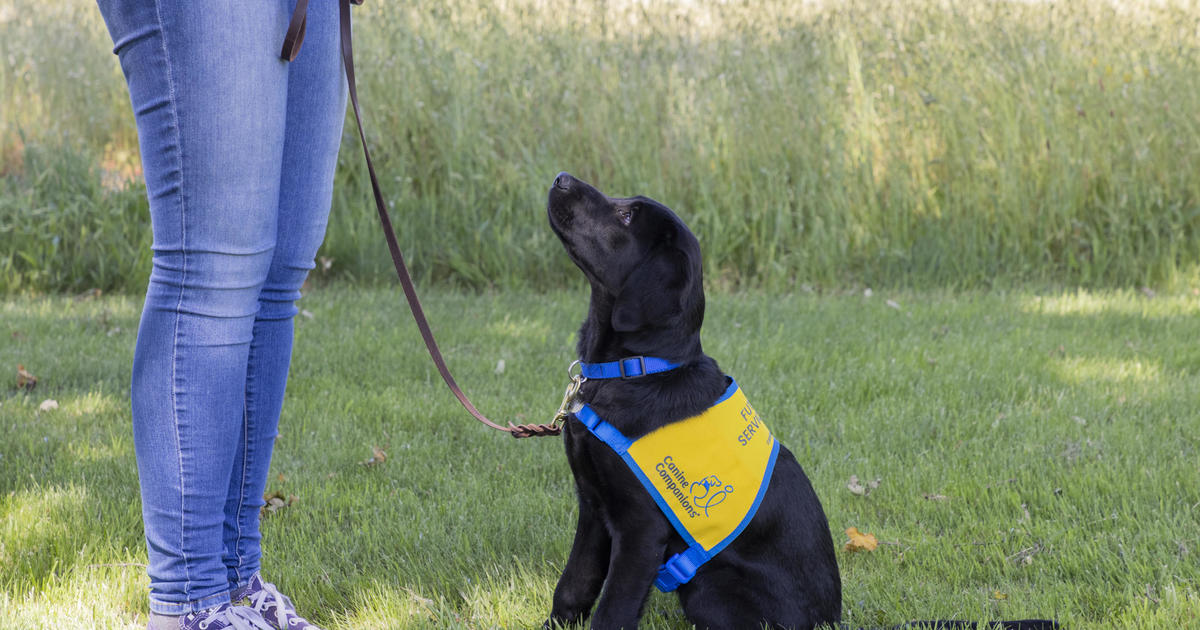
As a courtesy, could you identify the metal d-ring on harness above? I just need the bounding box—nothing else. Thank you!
[279,0,563,438]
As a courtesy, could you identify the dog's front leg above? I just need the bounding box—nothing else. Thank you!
[587,519,670,630]
[547,491,611,629]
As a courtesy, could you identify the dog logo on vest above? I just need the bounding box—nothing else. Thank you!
[691,475,734,517]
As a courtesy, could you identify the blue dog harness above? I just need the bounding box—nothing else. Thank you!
[574,357,779,592]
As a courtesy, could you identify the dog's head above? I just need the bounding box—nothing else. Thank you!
[547,172,704,345]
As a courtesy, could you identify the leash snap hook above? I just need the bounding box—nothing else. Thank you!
[551,364,587,430]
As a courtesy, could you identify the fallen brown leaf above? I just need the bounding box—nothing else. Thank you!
[844,527,878,553]
[261,491,298,517]
[17,364,37,391]
[361,445,388,467]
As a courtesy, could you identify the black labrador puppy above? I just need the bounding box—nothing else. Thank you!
[544,173,1058,630]
[545,171,838,629]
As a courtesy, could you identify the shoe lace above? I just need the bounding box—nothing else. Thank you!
[196,606,273,630]
[246,579,297,628]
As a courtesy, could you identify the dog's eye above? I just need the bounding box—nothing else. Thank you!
[617,206,634,226]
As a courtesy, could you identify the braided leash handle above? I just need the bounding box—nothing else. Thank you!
[507,423,563,439]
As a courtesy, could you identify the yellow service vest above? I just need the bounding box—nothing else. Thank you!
[573,380,779,591]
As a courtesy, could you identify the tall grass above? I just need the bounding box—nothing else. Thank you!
[3,0,1199,293]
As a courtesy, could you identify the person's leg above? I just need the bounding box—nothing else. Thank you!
[97,0,292,615]
[223,0,348,591]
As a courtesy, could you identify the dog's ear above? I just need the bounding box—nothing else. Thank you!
[611,243,691,332]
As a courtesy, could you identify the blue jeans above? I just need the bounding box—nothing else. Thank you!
[97,0,347,615]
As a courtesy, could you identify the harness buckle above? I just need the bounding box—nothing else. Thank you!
[619,356,647,379]
[655,548,704,592]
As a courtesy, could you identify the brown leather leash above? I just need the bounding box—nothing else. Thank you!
[282,0,561,438]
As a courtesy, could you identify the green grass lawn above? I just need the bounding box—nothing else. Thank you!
[2,287,1198,629]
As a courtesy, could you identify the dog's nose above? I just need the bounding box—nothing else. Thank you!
[554,172,573,191]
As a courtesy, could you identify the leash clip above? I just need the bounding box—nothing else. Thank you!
[551,361,587,429]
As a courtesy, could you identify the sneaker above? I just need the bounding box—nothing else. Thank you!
[147,604,273,630]
[234,574,323,630]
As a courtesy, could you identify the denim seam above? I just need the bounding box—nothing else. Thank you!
[233,394,251,585]
[152,0,192,601]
